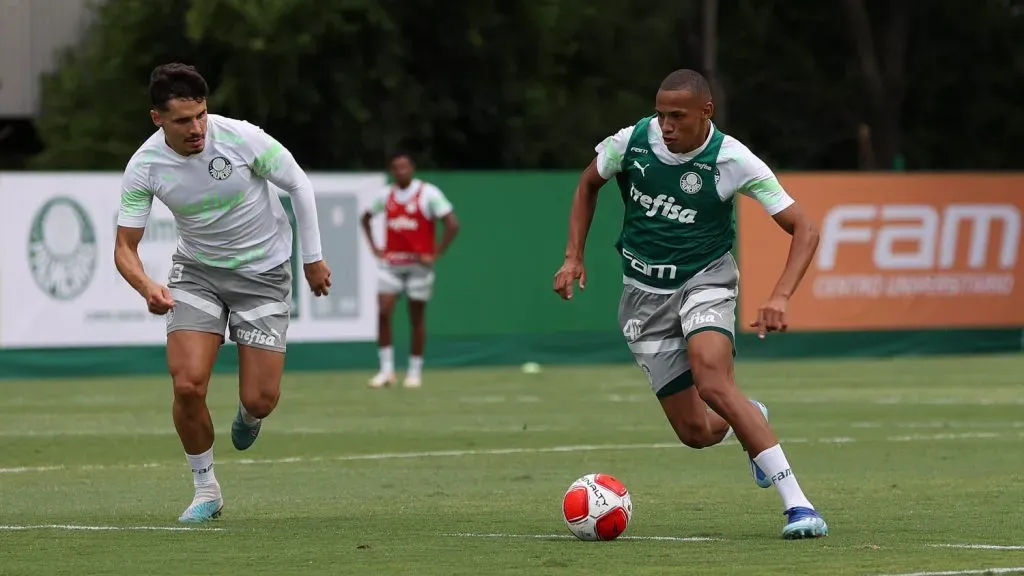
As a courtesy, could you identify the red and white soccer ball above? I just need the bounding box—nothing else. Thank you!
[561,473,633,541]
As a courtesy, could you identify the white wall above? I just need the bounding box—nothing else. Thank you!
[0,0,98,117]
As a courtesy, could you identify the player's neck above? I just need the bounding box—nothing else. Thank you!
[164,138,198,158]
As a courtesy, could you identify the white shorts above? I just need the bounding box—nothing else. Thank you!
[378,261,435,302]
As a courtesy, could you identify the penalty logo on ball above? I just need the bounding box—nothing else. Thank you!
[562,473,633,541]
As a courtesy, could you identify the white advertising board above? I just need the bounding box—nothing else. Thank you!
[0,172,386,348]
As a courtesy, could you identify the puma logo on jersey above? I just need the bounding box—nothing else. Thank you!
[632,160,650,177]
[387,215,419,231]
[629,185,697,224]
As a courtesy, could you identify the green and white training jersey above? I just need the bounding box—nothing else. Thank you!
[595,116,793,292]
[118,114,323,273]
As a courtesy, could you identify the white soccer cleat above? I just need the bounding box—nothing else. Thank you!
[178,492,223,523]
[368,371,397,388]
[402,374,422,389]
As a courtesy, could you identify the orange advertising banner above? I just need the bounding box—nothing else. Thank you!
[738,174,1024,331]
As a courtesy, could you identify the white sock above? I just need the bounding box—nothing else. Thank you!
[379,346,394,374]
[239,403,260,425]
[753,444,814,511]
[408,356,423,377]
[186,447,219,497]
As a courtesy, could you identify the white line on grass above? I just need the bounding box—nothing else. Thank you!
[868,565,1024,569]
[0,524,223,532]
[0,431,1018,475]
[442,532,718,542]
[930,544,1024,551]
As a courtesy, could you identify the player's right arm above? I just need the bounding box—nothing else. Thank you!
[360,196,387,259]
[553,127,630,300]
[114,165,175,314]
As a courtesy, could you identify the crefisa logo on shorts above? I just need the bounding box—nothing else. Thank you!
[28,196,98,300]
[236,327,277,347]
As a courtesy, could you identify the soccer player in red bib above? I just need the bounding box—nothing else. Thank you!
[360,152,460,388]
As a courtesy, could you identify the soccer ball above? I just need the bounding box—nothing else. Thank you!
[561,473,633,541]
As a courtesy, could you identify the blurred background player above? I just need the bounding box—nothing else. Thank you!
[360,152,460,388]
[114,63,332,523]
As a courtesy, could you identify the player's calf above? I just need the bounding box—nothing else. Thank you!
[234,344,284,451]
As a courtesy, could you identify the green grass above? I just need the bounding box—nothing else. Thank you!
[2,354,1023,576]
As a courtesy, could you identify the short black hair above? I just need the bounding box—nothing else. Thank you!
[149,63,209,111]
[387,150,413,165]
[659,69,712,101]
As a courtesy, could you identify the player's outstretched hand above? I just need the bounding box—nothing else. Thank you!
[304,260,332,297]
[749,295,788,339]
[553,257,587,300]
[143,282,175,315]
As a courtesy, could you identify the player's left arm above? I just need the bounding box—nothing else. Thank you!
[734,155,820,338]
[245,124,331,295]
[428,186,460,260]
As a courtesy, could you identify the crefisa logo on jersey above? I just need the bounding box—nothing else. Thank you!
[28,197,98,300]
[208,156,233,180]
[679,172,702,194]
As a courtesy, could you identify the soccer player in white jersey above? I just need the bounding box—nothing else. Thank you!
[360,152,460,388]
[553,69,828,539]
[114,63,332,523]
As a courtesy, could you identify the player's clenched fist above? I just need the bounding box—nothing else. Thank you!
[553,257,587,300]
[749,295,789,339]
[143,282,176,315]
[304,260,332,297]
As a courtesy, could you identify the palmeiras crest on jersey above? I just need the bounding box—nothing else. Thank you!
[28,196,97,301]
[208,156,233,180]
[679,172,702,194]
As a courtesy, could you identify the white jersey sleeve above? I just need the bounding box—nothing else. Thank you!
[117,159,154,228]
[240,122,324,264]
[717,136,795,216]
[367,190,388,215]
[594,126,634,180]
[423,183,453,219]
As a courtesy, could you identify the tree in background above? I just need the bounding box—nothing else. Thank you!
[30,0,1024,172]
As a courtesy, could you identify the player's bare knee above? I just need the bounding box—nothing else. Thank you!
[240,387,279,419]
[171,374,208,406]
[674,421,714,449]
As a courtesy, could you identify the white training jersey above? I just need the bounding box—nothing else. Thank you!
[594,120,795,216]
[366,178,454,219]
[118,114,323,274]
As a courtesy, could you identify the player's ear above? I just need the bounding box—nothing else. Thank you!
[704,101,714,120]
[149,108,162,127]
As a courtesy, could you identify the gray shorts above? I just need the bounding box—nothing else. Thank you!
[165,254,292,352]
[617,252,738,398]
[378,261,435,302]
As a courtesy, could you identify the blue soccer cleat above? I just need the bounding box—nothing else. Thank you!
[178,497,223,523]
[231,405,262,451]
[749,400,773,489]
[782,506,829,539]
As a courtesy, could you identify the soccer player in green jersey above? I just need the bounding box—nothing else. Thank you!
[553,69,828,539]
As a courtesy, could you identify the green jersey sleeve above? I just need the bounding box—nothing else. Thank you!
[117,161,154,228]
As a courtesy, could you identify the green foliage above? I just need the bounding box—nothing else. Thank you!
[30,0,1024,171]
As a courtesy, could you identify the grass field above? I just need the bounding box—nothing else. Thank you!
[1,353,1023,576]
